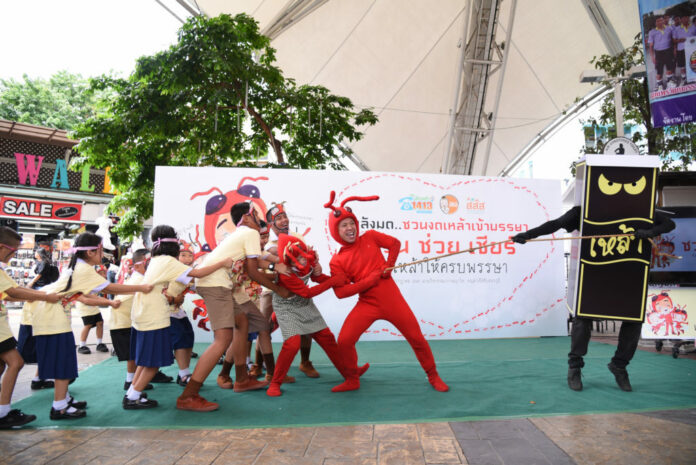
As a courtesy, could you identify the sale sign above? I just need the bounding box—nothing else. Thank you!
[0,196,82,222]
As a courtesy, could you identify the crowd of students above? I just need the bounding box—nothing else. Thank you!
[0,195,449,428]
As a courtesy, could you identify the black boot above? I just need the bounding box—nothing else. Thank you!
[608,362,632,391]
[567,367,582,391]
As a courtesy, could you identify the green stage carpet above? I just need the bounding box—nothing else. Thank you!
[12,337,696,429]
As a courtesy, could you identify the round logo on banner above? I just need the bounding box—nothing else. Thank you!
[603,137,639,155]
[439,195,459,214]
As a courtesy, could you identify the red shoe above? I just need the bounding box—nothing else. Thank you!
[266,383,282,397]
[216,375,234,389]
[331,378,360,393]
[233,378,268,393]
[428,373,449,392]
[176,394,219,412]
[358,363,370,377]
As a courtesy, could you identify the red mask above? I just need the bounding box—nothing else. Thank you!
[277,234,316,275]
[324,191,379,246]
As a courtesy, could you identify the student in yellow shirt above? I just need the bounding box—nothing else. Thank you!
[124,225,235,410]
[76,265,110,355]
[26,232,154,421]
[177,202,292,412]
[0,226,62,428]
[109,249,153,391]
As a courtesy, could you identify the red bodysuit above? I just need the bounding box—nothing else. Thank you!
[325,192,448,392]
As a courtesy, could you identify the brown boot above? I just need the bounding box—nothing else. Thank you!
[248,364,263,378]
[299,360,320,378]
[233,364,267,392]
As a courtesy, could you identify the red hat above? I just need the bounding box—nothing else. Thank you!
[277,234,316,275]
[324,191,379,246]
[179,240,194,254]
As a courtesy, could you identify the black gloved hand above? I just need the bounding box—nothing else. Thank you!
[633,229,652,240]
[511,232,531,244]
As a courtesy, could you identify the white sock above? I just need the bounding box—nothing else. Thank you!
[178,368,191,378]
[53,398,69,411]
[32,376,40,382]
[79,341,86,347]
[97,339,103,344]
[127,389,142,401]
[0,404,11,418]
[126,372,135,382]
[246,356,251,365]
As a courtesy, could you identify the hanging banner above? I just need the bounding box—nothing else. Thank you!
[0,196,82,222]
[638,0,696,127]
[642,287,696,339]
[154,167,567,341]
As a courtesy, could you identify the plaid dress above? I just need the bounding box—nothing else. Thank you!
[271,273,328,340]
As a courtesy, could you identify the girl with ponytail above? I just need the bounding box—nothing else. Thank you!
[124,225,234,410]
[25,232,154,421]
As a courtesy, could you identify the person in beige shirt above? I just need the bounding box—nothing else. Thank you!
[177,201,291,413]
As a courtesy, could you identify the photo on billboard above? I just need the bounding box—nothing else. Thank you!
[639,0,696,126]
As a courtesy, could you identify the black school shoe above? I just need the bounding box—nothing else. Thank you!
[0,409,37,429]
[176,374,191,387]
[191,351,198,358]
[122,394,158,410]
[123,381,154,391]
[151,370,173,383]
[77,346,91,354]
[96,343,109,353]
[50,407,86,420]
[68,397,88,409]
[30,379,54,390]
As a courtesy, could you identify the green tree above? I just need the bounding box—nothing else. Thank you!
[0,71,106,131]
[580,34,695,170]
[73,13,377,238]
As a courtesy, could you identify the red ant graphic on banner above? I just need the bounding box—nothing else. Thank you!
[646,291,689,336]
[189,176,269,252]
[191,298,211,331]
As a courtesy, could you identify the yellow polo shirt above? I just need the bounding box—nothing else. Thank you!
[131,255,191,331]
[109,272,143,330]
[0,268,19,343]
[76,301,101,317]
[196,227,261,289]
[28,261,108,336]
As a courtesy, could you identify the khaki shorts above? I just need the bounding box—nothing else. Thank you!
[196,286,242,331]
[237,300,271,333]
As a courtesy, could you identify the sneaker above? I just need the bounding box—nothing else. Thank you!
[30,379,54,390]
[176,394,219,412]
[233,378,268,393]
[567,367,583,391]
[248,364,263,378]
[608,362,632,392]
[299,360,320,378]
[123,381,153,391]
[49,407,86,420]
[96,343,109,353]
[217,375,234,389]
[265,373,296,383]
[123,395,158,410]
[151,370,173,383]
[77,346,91,355]
[0,409,37,429]
[176,374,191,387]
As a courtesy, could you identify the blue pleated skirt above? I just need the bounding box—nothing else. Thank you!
[35,332,78,380]
[130,327,174,368]
[16,324,36,363]
[169,317,194,351]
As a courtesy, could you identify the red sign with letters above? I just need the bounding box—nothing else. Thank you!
[0,196,82,222]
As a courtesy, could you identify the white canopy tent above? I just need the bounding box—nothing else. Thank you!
[169,0,641,176]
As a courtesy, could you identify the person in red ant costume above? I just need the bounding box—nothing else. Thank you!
[267,234,368,396]
[325,191,449,392]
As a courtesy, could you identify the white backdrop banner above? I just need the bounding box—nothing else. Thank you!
[154,166,567,341]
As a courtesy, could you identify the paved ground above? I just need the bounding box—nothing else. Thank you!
[3,308,696,465]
